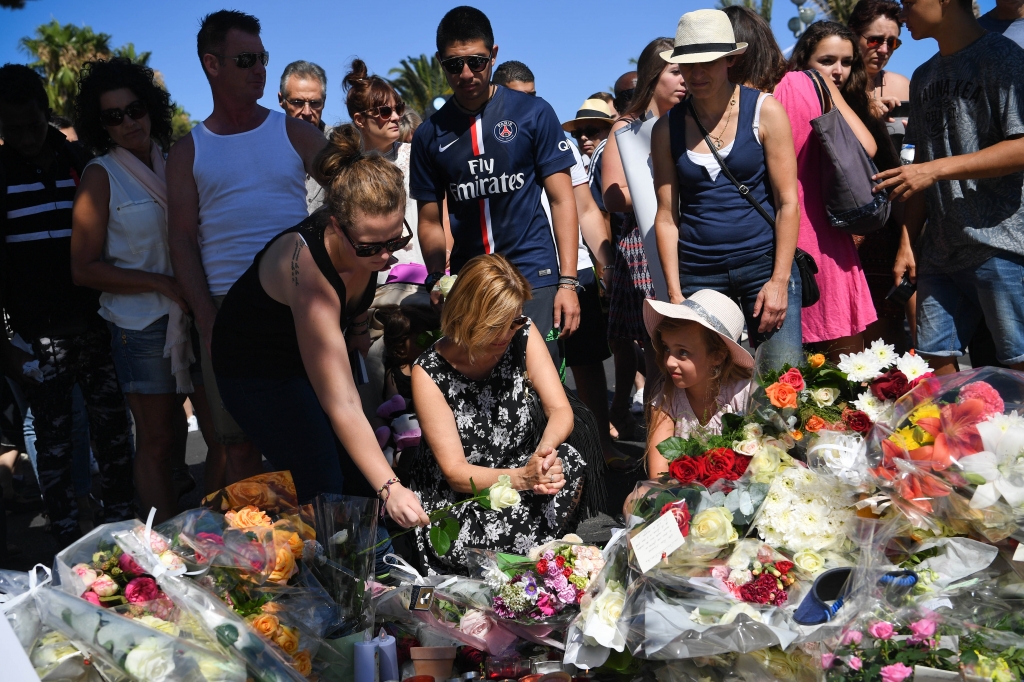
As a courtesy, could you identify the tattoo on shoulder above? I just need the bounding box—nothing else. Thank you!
[291,239,306,287]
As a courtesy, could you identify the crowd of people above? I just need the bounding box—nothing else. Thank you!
[1,0,1023,574]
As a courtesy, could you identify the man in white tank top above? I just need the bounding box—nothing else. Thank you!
[166,10,328,485]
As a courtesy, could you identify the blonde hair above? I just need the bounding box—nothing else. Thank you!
[647,318,752,429]
[441,254,532,361]
[313,123,406,226]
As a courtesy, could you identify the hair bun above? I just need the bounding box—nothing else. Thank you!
[342,58,369,93]
[315,124,365,181]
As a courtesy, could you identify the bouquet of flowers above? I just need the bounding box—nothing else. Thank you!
[839,341,934,427]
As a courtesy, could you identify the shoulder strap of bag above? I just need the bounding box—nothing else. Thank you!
[803,70,835,116]
[686,97,776,230]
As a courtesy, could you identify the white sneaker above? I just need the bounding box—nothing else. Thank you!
[630,388,645,414]
[187,415,200,432]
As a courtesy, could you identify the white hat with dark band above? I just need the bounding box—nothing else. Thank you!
[660,9,748,65]
[643,290,753,369]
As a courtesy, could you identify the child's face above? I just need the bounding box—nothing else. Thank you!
[661,324,724,391]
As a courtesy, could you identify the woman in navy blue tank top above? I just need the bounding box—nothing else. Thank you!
[651,10,804,368]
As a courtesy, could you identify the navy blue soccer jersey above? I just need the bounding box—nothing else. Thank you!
[409,85,575,288]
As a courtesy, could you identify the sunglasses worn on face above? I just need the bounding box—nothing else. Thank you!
[362,102,406,120]
[99,100,147,127]
[571,126,605,140]
[863,35,902,50]
[440,55,490,75]
[218,51,270,68]
[509,315,528,329]
[287,98,324,110]
[340,220,413,257]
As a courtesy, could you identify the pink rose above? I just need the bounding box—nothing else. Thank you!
[711,565,731,582]
[71,563,98,588]
[841,630,863,646]
[118,553,145,577]
[459,609,493,639]
[880,663,914,682]
[821,653,836,669]
[124,577,159,604]
[90,574,118,597]
[778,368,806,391]
[848,656,862,671]
[81,591,101,606]
[868,621,894,640]
[909,618,937,642]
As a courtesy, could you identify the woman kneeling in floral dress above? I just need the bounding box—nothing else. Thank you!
[410,254,588,574]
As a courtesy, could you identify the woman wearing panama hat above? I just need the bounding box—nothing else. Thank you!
[650,9,803,369]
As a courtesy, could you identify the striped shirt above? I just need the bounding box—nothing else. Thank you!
[0,129,100,338]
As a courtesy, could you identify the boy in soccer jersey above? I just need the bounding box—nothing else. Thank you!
[410,6,580,363]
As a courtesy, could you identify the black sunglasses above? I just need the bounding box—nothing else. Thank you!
[287,98,324,110]
[339,220,413,257]
[509,315,528,329]
[362,101,406,120]
[99,100,147,127]
[571,126,606,140]
[439,55,490,75]
[217,51,270,69]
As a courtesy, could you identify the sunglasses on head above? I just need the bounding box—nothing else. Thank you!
[439,55,490,75]
[362,101,406,120]
[287,98,324,110]
[571,126,606,140]
[99,100,147,127]
[863,35,902,50]
[217,51,270,69]
[339,220,413,257]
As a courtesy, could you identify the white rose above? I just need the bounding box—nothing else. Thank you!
[743,423,764,439]
[137,615,180,638]
[690,507,739,547]
[793,549,826,575]
[749,448,782,484]
[459,609,493,638]
[194,655,246,682]
[124,637,176,682]
[811,387,839,407]
[732,438,761,456]
[585,581,626,628]
[488,474,521,510]
[720,602,763,624]
[437,275,458,298]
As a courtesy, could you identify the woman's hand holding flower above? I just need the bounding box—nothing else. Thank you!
[385,483,431,528]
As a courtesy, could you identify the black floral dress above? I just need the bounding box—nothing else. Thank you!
[409,322,586,574]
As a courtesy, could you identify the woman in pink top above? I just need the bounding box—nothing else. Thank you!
[725,7,879,360]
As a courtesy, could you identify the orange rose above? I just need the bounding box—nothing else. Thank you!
[273,625,300,654]
[269,546,297,584]
[250,613,280,638]
[808,353,826,369]
[278,513,316,541]
[805,415,827,432]
[274,530,304,560]
[292,650,312,677]
[765,382,798,409]
[226,480,278,510]
[791,430,804,441]
[226,505,272,529]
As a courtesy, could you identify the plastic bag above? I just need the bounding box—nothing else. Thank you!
[0,564,49,649]
[152,508,279,583]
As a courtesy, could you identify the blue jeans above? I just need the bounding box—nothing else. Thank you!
[108,316,203,394]
[216,373,393,573]
[19,382,95,497]
[917,252,1024,365]
[679,251,804,370]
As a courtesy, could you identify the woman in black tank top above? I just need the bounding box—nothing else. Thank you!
[211,125,430,536]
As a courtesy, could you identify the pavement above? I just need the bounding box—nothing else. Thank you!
[2,356,646,571]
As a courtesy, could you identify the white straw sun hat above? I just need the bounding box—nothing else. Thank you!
[643,290,754,369]
[661,9,749,64]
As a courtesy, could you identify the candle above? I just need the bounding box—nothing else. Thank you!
[354,639,379,682]
[377,628,399,681]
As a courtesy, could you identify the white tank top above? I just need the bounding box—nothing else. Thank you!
[87,154,174,330]
[192,109,308,296]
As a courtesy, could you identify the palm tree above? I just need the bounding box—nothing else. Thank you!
[718,0,774,23]
[389,54,452,117]
[19,20,113,116]
[808,0,858,23]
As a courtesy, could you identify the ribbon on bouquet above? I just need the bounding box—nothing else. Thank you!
[141,507,206,579]
[0,563,51,615]
[854,494,893,514]
[806,433,869,486]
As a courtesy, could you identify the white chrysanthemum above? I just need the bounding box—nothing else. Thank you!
[853,391,890,422]
[896,352,932,380]
[867,339,898,368]
[837,351,885,382]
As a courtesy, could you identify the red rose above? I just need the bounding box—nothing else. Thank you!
[536,559,548,574]
[843,409,872,433]
[909,373,936,391]
[563,567,572,578]
[702,448,737,484]
[554,555,566,568]
[778,367,806,391]
[660,500,691,536]
[871,369,910,401]
[775,561,794,575]
[731,454,752,479]
[668,456,706,485]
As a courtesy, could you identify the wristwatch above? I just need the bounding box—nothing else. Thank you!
[424,271,445,291]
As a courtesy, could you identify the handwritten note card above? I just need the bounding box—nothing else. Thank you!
[630,512,685,573]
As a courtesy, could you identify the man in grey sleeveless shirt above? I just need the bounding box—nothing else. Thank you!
[167,10,328,486]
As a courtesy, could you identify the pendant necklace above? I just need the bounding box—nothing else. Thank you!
[706,86,738,150]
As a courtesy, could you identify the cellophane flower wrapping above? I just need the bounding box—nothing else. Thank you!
[32,584,246,682]
[652,646,822,681]
[1,566,47,649]
[866,367,1024,541]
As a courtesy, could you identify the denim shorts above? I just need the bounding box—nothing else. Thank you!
[917,252,1024,365]
[108,315,204,394]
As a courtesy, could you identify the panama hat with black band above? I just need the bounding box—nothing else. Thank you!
[642,290,753,369]
[661,9,748,64]
[562,97,616,133]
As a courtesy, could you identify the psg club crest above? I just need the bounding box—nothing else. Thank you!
[494,120,517,143]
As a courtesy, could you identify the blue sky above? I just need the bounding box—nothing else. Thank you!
[0,0,999,128]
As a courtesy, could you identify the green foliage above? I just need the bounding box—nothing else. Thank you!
[656,420,745,462]
[809,0,858,23]
[717,0,773,22]
[388,54,452,118]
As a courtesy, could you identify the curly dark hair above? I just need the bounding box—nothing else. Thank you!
[74,58,174,154]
